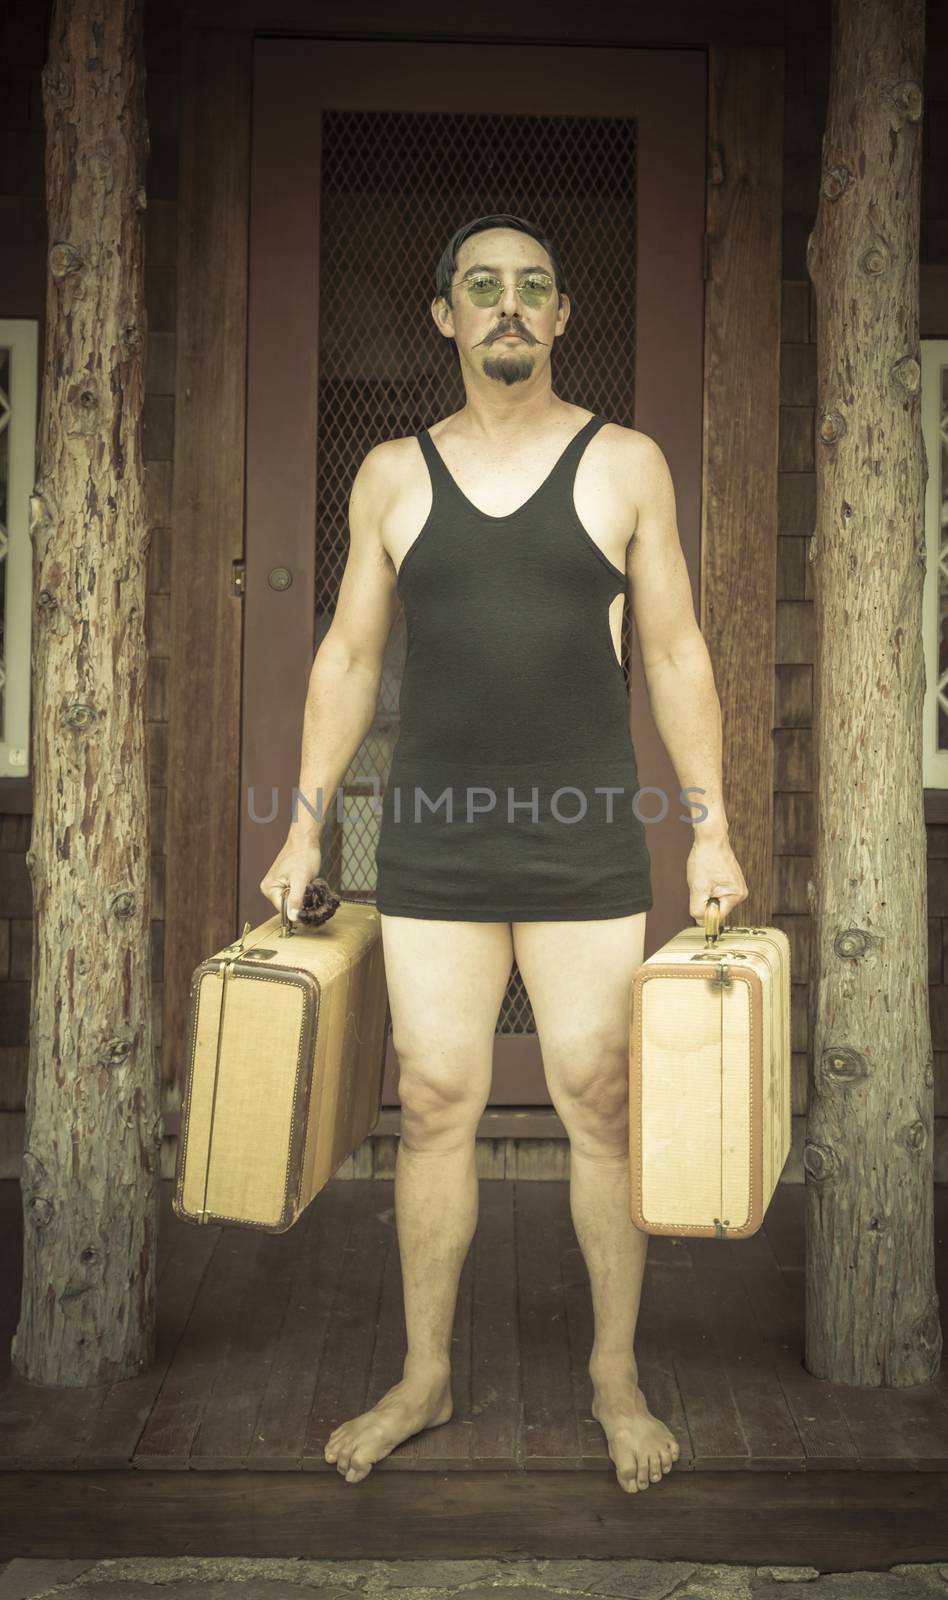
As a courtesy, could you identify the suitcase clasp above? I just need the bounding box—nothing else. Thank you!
[222,921,252,952]
[690,949,747,987]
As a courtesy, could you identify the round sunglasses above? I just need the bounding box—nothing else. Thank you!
[451,271,556,308]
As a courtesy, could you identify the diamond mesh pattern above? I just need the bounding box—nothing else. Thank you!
[314,109,638,1034]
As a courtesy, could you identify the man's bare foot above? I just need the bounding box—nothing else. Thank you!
[324,1366,454,1483]
[589,1363,680,1494]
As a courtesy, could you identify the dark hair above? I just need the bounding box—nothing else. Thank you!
[435,213,568,307]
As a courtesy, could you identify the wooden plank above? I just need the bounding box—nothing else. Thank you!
[829,1383,948,1471]
[4,1465,948,1565]
[733,1225,862,1468]
[558,1196,608,1465]
[0,1179,108,1467]
[777,532,806,601]
[685,1236,805,1468]
[635,1256,697,1469]
[185,0,787,44]
[0,1181,23,1360]
[778,468,816,538]
[0,1352,107,1470]
[649,1238,749,1467]
[0,1182,211,1469]
[469,1179,521,1469]
[753,1190,948,1468]
[773,792,814,854]
[702,42,783,930]
[2,1176,948,1500]
[299,1180,395,1469]
[188,1211,312,1469]
[249,1181,355,1468]
[762,1183,806,1272]
[162,20,251,1104]
[133,1222,255,1468]
[77,1197,221,1470]
[776,601,816,665]
[515,1181,584,1468]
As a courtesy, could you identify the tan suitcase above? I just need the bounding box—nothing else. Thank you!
[173,889,390,1232]
[629,897,791,1240]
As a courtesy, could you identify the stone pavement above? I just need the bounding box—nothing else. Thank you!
[0,1557,948,1600]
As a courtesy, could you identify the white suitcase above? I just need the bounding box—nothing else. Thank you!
[629,898,792,1239]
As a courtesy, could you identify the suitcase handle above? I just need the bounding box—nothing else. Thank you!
[704,895,721,944]
[279,884,296,938]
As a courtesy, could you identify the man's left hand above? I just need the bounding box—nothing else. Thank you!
[686,833,749,926]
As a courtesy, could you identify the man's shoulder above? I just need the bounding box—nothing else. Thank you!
[599,423,669,500]
[355,434,420,511]
[599,420,660,459]
[360,434,417,472]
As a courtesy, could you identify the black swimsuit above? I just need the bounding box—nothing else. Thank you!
[374,413,653,921]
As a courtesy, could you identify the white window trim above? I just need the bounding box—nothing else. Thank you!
[922,336,948,790]
[0,318,38,781]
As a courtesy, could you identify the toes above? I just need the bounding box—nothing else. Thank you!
[344,1453,372,1483]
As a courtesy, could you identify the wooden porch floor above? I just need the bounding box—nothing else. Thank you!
[1,1177,947,1566]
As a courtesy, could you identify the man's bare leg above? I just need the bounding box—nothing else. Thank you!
[324,913,513,1483]
[512,912,681,1495]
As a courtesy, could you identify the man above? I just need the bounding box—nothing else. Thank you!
[261,213,748,1494]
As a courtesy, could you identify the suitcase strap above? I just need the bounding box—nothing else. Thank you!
[199,949,243,1224]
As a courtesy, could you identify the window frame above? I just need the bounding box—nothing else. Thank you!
[0,317,38,785]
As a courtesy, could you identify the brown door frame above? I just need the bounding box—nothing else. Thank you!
[164,20,781,1141]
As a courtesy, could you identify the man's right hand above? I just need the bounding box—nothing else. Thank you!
[260,835,323,923]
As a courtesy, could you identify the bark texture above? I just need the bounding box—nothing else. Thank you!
[12,0,159,1385]
[805,0,939,1383]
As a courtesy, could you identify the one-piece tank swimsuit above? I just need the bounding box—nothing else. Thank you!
[374,412,653,921]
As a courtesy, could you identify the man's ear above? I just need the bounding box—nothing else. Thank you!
[431,295,455,340]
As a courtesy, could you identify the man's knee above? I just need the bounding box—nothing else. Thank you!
[543,1030,629,1107]
[539,1039,629,1145]
[397,1045,492,1144]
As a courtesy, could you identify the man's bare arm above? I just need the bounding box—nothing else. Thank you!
[625,433,730,841]
[289,444,401,840]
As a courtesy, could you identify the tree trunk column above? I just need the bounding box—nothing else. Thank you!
[805,0,939,1384]
[12,0,160,1386]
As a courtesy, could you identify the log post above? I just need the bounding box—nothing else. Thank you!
[11,0,159,1384]
[805,0,939,1383]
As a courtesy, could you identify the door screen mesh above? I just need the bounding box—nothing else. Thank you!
[314,107,637,1034]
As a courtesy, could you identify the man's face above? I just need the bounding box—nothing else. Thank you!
[432,227,570,388]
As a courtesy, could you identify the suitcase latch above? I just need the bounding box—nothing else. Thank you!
[222,921,253,957]
[690,950,747,987]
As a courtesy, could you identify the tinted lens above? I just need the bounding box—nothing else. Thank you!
[463,273,554,306]
[465,274,503,305]
[519,274,554,305]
